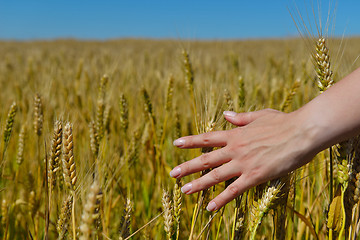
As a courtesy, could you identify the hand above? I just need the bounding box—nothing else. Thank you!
[170,109,318,211]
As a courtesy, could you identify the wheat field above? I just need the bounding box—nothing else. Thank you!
[1,37,360,239]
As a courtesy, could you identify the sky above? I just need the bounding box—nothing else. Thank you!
[0,1,359,40]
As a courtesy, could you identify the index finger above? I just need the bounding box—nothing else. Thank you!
[173,131,228,149]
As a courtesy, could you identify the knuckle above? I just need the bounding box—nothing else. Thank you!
[202,133,211,144]
[226,145,237,153]
[227,142,244,154]
[246,170,264,187]
[252,173,262,183]
[227,185,240,197]
[219,148,228,158]
[211,168,221,182]
[200,154,211,168]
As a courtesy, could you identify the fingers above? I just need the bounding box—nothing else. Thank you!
[173,131,228,149]
[170,148,231,178]
[180,162,240,195]
[206,176,252,211]
[224,109,278,126]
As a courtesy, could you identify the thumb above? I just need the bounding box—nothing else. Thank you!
[223,109,277,126]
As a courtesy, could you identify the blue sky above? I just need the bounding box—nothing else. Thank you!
[0,1,359,40]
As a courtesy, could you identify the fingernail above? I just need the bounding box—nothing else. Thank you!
[170,167,181,178]
[223,111,237,117]
[206,201,217,212]
[181,183,192,194]
[173,138,185,147]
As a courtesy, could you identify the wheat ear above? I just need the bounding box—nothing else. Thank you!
[89,120,99,157]
[1,101,17,175]
[173,179,182,240]
[248,185,280,239]
[33,94,43,137]
[182,50,194,97]
[182,50,197,121]
[162,189,173,240]
[280,79,300,112]
[3,101,17,146]
[49,120,62,190]
[57,195,73,239]
[237,76,245,111]
[119,198,133,239]
[96,74,109,142]
[79,180,102,240]
[62,122,77,239]
[314,37,334,93]
[16,125,26,166]
[1,198,9,239]
[119,93,129,136]
[1,198,8,226]
[62,122,77,190]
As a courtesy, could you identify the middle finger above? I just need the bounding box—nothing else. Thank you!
[170,147,231,178]
[181,161,241,194]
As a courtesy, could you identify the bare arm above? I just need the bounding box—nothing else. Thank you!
[170,67,360,211]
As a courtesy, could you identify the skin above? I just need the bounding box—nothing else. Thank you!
[170,67,360,211]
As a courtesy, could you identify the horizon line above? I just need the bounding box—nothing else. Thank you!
[1,35,360,43]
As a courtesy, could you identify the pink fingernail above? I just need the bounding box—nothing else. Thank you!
[170,167,181,178]
[173,139,185,147]
[223,111,237,117]
[206,201,217,212]
[181,183,192,194]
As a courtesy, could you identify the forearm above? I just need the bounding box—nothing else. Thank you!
[296,67,360,154]
[170,67,360,211]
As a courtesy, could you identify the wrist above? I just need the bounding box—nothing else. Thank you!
[292,103,334,157]
[284,110,322,171]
